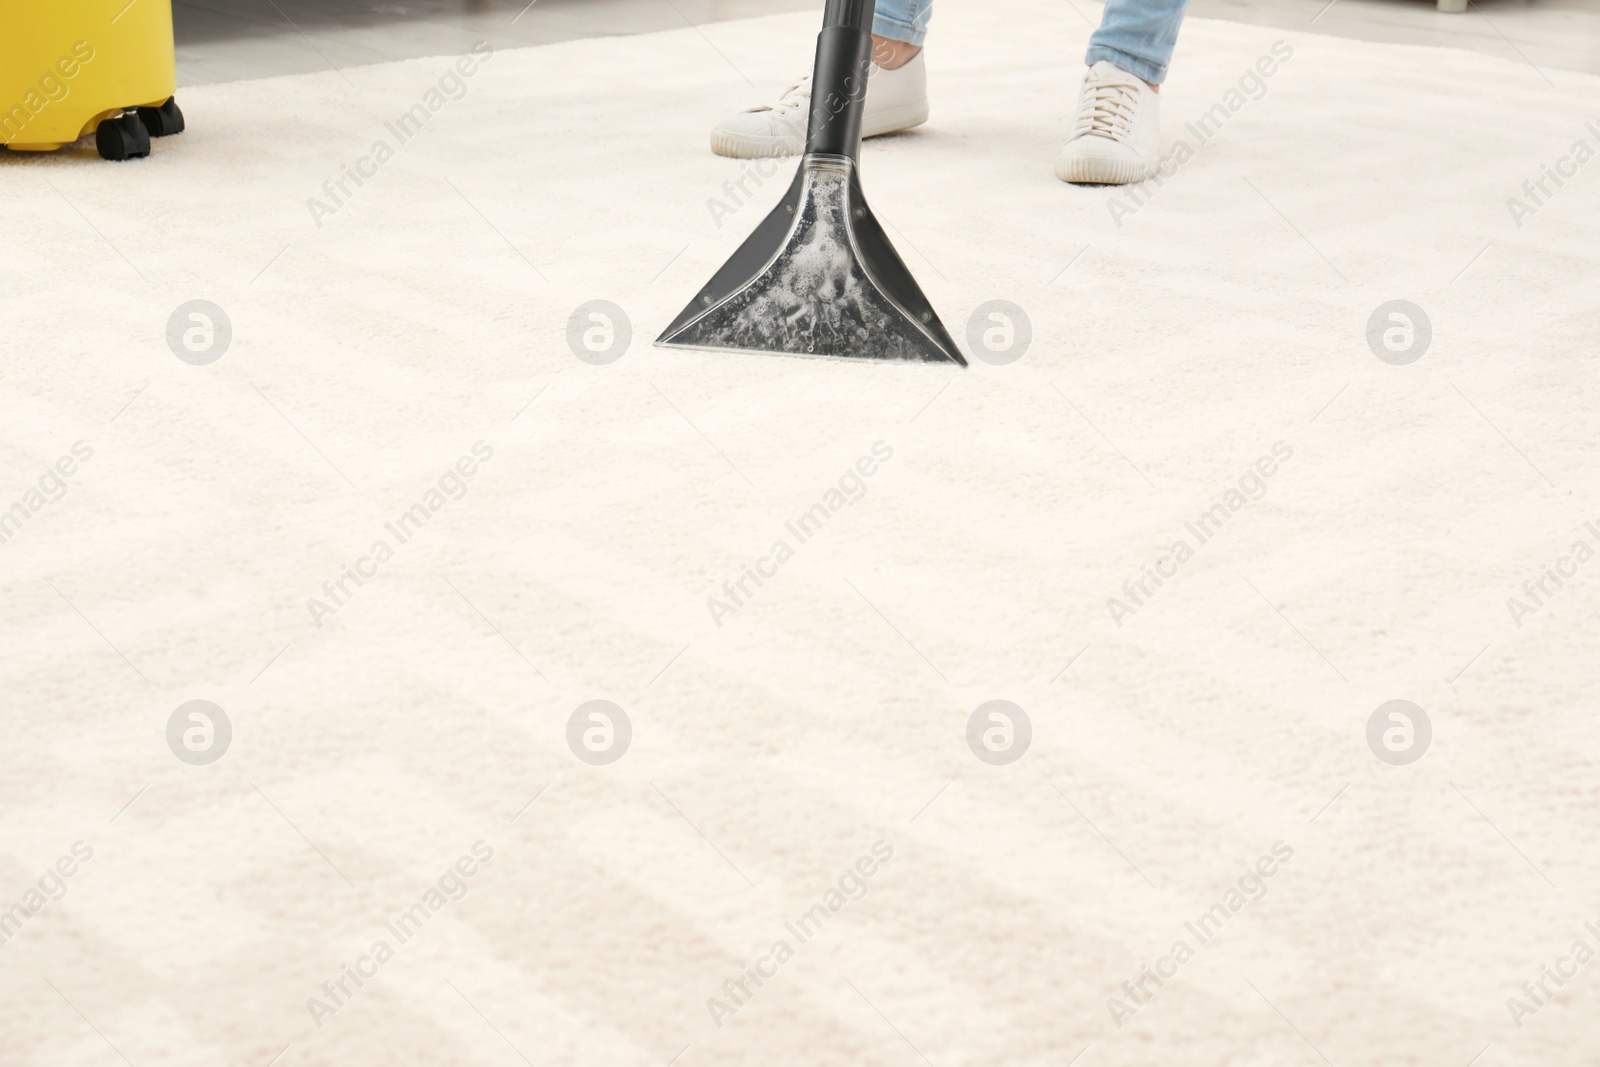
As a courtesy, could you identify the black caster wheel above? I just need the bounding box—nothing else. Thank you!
[138,97,185,137]
[96,113,151,161]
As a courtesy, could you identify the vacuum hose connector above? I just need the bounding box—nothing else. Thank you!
[804,0,876,158]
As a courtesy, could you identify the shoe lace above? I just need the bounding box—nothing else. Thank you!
[751,73,813,120]
[1074,76,1139,141]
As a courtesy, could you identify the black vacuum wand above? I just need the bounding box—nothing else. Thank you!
[656,0,965,364]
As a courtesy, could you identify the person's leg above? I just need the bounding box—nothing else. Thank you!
[872,34,924,69]
[1052,0,1187,183]
[872,0,933,63]
[1085,0,1190,87]
[710,0,933,158]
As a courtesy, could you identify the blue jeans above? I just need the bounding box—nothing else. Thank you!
[871,0,1188,85]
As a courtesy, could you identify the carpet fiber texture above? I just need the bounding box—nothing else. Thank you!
[3,3,1599,1065]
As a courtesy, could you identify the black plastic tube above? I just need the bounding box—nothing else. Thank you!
[804,0,876,159]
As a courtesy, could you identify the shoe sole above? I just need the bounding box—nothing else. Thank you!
[1053,153,1152,185]
[710,102,930,159]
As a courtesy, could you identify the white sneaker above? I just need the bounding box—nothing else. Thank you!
[710,52,930,159]
[1054,61,1161,185]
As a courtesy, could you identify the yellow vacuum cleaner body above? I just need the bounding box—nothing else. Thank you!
[0,0,184,160]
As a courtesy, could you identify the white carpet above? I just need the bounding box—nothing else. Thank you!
[3,3,1599,1065]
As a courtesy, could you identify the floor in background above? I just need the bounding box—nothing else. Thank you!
[3,4,1598,1066]
[174,0,1600,85]
[174,0,817,84]
[1190,0,1600,74]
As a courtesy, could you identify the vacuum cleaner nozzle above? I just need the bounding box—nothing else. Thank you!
[656,1,964,365]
